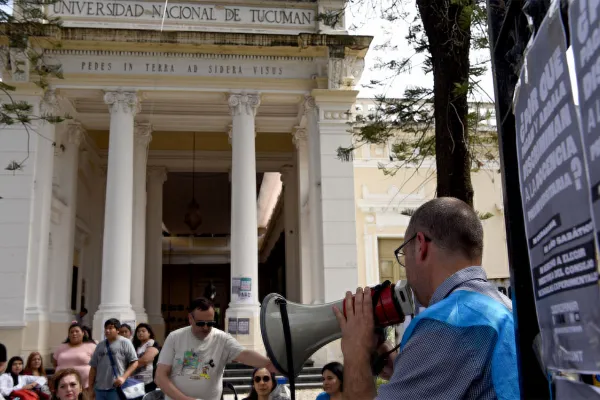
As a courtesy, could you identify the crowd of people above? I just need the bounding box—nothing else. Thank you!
[0,319,163,400]
[0,198,520,400]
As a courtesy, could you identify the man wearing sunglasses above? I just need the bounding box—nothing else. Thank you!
[156,297,276,400]
[334,197,519,399]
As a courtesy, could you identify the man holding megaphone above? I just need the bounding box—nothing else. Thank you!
[333,198,520,399]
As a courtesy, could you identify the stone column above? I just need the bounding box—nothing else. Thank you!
[145,166,167,343]
[226,93,262,351]
[304,97,325,304]
[280,165,300,302]
[22,92,58,355]
[292,127,312,304]
[93,91,139,335]
[131,123,152,323]
[312,90,359,303]
[48,122,85,325]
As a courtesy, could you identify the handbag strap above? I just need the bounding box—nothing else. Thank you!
[105,340,119,379]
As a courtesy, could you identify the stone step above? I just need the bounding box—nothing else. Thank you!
[223,381,324,395]
[224,374,322,384]
[223,367,322,378]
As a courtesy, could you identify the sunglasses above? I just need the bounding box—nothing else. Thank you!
[254,376,271,383]
[195,321,216,327]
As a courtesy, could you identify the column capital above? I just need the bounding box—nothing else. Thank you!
[66,121,85,148]
[303,96,317,111]
[104,90,141,116]
[134,122,153,147]
[40,89,60,116]
[291,126,308,149]
[147,166,168,183]
[228,93,260,117]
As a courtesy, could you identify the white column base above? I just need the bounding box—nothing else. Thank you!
[133,308,148,325]
[309,339,343,367]
[147,314,165,343]
[92,306,136,342]
[224,304,264,355]
[49,311,75,323]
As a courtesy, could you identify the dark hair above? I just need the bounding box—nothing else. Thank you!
[322,362,344,392]
[188,297,214,313]
[406,197,484,261]
[132,323,156,349]
[245,368,278,400]
[24,352,46,377]
[104,318,121,330]
[81,326,96,343]
[80,308,88,314]
[120,324,132,333]
[7,356,24,386]
[51,368,86,400]
[64,323,93,344]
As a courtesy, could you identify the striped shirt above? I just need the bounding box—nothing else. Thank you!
[376,267,514,399]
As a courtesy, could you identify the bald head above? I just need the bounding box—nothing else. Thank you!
[407,197,483,262]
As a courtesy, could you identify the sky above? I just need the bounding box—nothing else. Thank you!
[345,1,497,101]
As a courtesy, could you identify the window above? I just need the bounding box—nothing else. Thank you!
[378,238,406,284]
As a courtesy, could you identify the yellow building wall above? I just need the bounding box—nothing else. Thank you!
[352,154,510,287]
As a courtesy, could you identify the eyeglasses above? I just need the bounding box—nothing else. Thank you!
[193,319,216,328]
[394,233,432,267]
[254,376,271,383]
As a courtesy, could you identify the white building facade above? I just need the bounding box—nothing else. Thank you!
[0,0,370,358]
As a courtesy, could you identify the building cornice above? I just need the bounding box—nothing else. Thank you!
[14,26,372,58]
[48,49,316,62]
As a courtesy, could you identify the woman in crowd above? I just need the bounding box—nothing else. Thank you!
[0,357,47,398]
[81,327,96,344]
[51,368,85,400]
[118,324,133,339]
[131,323,160,393]
[23,352,46,377]
[316,362,343,400]
[243,368,278,400]
[53,323,97,389]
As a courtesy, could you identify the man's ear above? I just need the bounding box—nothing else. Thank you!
[416,232,429,261]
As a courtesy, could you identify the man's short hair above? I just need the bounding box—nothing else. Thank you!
[189,297,214,312]
[407,197,484,261]
[104,318,121,329]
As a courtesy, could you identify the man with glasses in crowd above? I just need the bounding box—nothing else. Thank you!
[156,297,275,400]
[334,197,520,399]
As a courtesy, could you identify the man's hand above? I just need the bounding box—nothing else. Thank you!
[265,362,279,374]
[376,341,398,380]
[332,287,377,399]
[113,377,126,387]
[333,287,376,359]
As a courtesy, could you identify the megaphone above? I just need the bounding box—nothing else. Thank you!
[260,280,414,378]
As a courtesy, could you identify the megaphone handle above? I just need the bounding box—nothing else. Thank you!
[278,300,296,400]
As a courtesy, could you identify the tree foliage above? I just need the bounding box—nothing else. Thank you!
[333,0,498,208]
[1,0,66,171]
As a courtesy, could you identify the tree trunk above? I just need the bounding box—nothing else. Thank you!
[416,0,475,207]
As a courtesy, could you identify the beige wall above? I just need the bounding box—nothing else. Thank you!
[353,153,510,287]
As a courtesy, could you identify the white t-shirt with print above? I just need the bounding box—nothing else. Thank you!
[158,326,244,400]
